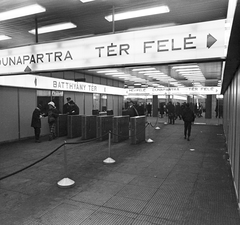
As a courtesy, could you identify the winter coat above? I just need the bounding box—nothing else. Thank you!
[182,107,195,122]
[31,108,41,128]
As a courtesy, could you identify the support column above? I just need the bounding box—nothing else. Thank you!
[152,95,158,117]
[205,95,212,119]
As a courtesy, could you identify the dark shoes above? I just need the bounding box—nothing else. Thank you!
[35,140,41,143]
[184,136,190,141]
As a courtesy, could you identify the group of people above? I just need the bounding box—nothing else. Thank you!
[126,100,195,141]
[31,97,79,143]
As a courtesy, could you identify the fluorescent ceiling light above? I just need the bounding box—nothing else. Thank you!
[96,70,118,73]
[172,65,198,69]
[0,4,46,21]
[29,22,77,35]
[105,5,170,22]
[0,35,11,41]
[80,0,95,3]
[132,67,156,71]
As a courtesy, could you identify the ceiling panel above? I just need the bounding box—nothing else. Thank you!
[0,0,229,90]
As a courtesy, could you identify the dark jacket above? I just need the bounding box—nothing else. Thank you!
[69,103,79,115]
[31,107,41,128]
[182,107,195,122]
[47,108,59,124]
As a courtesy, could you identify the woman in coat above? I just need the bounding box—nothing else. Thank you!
[31,104,42,143]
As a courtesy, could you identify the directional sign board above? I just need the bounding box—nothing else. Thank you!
[0,74,127,95]
[0,20,226,75]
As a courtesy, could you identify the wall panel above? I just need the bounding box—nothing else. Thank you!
[84,93,93,115]
[19,88,36,139]
[0,87,19,142]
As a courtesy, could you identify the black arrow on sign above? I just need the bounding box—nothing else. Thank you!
[34,78,37,87]
[207,34,217,48]
[24,65,32,72]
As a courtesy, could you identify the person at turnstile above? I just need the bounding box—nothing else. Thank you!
[31,103,43,143]
[127,101,139,117]
[68,100,79,115]
[46,101,59,141]
[63,97,72,114]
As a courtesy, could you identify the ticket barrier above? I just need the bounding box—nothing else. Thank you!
[130,116,146,144]
[56,114,68,137]
[113,115,130,143]
[81,115,97,140]
[96,115,113,141]
[67,115,82,139]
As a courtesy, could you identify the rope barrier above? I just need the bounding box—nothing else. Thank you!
[0,120,161,181]
[0,143,65,181]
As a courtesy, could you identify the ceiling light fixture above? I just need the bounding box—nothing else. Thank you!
[105,5,170,22]
[80,0,95,3]
[29,22,77,35]
[132,67,156,71]
[0,4,46,21]
[0,35,11,41]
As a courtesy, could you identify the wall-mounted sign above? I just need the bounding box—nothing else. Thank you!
[127,87,221,95]
[0,74,127,96]
[0,20,226,75]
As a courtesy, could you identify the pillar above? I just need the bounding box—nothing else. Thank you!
[152,95,158,117]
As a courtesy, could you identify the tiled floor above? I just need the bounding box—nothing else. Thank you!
[0,116,239,225]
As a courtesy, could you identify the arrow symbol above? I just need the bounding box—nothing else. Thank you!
[24,65,32,72]
[34,78,37,87]
[207,34,217,48]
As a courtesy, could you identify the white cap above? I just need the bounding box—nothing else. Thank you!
[48,101,55,107]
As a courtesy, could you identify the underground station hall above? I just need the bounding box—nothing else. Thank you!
[1,1,240,224]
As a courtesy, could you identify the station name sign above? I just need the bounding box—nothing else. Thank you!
[0,74,127,96]
[127,87,221,95]
[0,19,226,75]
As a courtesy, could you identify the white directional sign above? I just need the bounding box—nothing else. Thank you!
[127,87,221,95]
[0,74,127,95]
[0,19,226,75]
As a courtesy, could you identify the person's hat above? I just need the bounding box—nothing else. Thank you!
[48,101,55,107]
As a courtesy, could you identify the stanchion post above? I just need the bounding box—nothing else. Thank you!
[155,115,160,130]
[57,141,75,188]
[103,131,116,164]
[146,122,154,143]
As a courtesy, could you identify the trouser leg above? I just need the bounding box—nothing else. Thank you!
[34,127,40,140]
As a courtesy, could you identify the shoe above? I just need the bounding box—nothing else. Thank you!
[35,140,41,143]
[184,136,186,139]
[187,137,190,141]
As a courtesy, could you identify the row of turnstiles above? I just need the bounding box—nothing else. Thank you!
[55,114,146,144]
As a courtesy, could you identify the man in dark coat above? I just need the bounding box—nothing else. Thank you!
[182,103,195,141]
[167,101,175,124]
[31,104,42,143]
[63,97,72,114]
[68,100,79,115]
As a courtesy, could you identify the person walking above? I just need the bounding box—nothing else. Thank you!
[31,103,43,143]
[46,101,59,141]
[182,103,195,141]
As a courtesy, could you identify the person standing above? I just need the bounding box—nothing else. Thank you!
[68,100,79,115]
[46,101,59,141]
[167,101,175,124]
[127,101,139,117]
[63,97,72,114]
[182,103,195,141]
[31,104,43,143]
